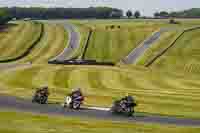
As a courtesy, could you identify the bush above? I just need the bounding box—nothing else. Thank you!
[110,25,115,29]
[0,9,12,25]
[169,19,180,24]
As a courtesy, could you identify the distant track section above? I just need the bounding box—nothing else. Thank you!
[50,22,80,61]
[121,29,168,64]
[145,26,200,67]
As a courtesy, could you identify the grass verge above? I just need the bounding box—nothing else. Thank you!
[0,111,199,133]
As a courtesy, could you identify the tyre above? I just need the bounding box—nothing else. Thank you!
[32,94,39,103]
[32,98,36,103]
[40,96,48,104]
[125,107,133,116]
[72,102,81,109]
[69,103,73,109]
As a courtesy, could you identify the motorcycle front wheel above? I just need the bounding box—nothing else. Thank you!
[72,102,81,109]
[125,107,133,116]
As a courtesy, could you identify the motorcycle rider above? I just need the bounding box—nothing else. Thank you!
[70,87,84,100]
[64,87,84,109]
[32,86,50,104]
[120,94,137,109]
[36,86,50,97]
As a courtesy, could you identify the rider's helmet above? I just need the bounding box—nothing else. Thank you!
[43,86,48,90]
[72,87,81,93]
[125,93,129,97]
[125,93,134,103]
[41,86,49,94]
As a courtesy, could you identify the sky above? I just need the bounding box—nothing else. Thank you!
[0,0,200,16]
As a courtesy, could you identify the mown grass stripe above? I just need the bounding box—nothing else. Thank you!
[0,22,44,63]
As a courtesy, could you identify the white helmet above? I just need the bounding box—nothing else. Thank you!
[72,87,81,92]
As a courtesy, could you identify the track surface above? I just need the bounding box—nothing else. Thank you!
[49,22,80,61]
[121,29,168,64]
[0,94,200,126]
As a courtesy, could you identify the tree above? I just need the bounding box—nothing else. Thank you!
[154,12,160,18]
[169,12,178,17]
[134,11,141,18]
[126,10,133,18]
[0,9,12,25]
[159,11,169,17]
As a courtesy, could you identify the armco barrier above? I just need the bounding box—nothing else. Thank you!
[48,59,115,66]
[81,29,93,59]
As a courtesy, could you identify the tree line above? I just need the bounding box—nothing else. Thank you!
[0,7,123,20]
[126,10,141,18]
[1,7,200,26]
[0,9,12,25]
[154,8,200,18]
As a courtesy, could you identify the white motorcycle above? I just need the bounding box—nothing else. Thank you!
[63,95,84,109]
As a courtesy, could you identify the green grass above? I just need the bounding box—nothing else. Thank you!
[71,19,200,63]
[83,22,159,62]
[1,19,200,124]
[0,21,42,61]
[17,23,68,63]
[135,30,183,66]
[152,29,200,72]
[0,65,200,118]
[0,111,199,133]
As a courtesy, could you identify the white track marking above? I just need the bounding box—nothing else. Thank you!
[85,106,110,111]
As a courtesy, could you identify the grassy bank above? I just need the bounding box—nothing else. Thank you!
[152,29,200,73]
[18,23,68,63]
[0,111,199,133]
[0,21,42,61]
[83,21,160,62]
[0,65,200,118]
[135,30,183,65]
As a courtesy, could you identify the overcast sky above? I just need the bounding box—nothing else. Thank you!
[0,0,200,16]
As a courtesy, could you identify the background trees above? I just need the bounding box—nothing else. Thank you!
[154,8,200,18]
[134,11,141,18]
[0,7,123,19]
[126,10,133,18]
[0,9,12,25]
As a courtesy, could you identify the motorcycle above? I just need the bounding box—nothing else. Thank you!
[111,99,136,116]
[32,91,48,104]
[63,95,84,109]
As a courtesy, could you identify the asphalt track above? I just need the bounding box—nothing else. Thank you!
[0,94,200,126]
[121,28,168,64]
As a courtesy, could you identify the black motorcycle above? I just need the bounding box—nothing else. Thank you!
[32,91,48,104]
[111,97,137,116]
